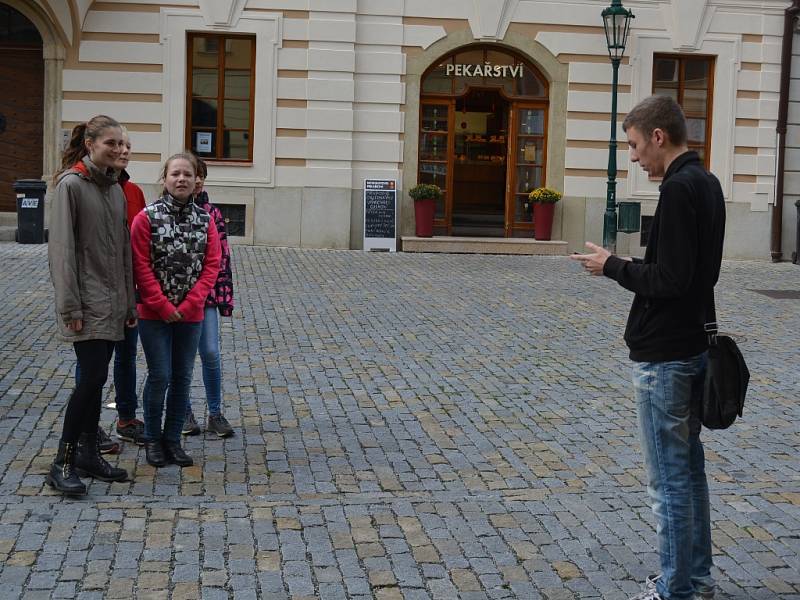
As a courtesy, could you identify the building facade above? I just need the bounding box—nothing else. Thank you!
[0,0,796,259]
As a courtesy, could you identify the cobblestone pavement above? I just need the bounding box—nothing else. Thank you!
[0,244,798,600]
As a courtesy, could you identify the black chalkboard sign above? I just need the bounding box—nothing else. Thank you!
[363,179,397,251]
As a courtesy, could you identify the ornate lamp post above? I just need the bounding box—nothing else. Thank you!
[601,0,634,252]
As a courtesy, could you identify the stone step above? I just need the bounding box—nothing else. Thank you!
[401,236,569,256]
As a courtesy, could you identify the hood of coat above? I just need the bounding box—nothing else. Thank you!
[58,156,120,188]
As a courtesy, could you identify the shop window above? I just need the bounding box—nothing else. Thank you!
[0,5,42,45]
[187,33,255,162]
[652,55,714,167]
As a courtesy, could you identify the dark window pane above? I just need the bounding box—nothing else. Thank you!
[421,105,448,132]
[225,38,252,69]
[419,162,447,218]
[217,204,246,236]
[517,64,545,97]
[518,109,544,135]
[654,58,678,85]
[420,133,447,161]
[191,99,218,128]
[515,195,532,222]
[223,100,249,129]
[192,68,217,97]
[516,166,542,194]
[422,59,453,94]
[223,130,249,160]
[192,36,218,69]
[653,87,678,101]
[684,59,710,88]
[687,118,705,143]
[225,71,250,99]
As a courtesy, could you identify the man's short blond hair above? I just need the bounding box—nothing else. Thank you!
[622,95,687,146]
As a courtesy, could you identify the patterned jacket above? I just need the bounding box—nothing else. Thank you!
[196,191,234,316]
[130,194,221,323]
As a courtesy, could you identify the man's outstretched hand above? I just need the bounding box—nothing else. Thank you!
[570,242,612,276]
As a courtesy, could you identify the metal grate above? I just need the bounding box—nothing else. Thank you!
[217,204,246,237]
[750,289,800,300]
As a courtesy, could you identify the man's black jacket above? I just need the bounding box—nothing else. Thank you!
[603,151,726,362]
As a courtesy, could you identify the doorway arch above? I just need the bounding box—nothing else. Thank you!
[402,29,567,238]
[0,0,64,211]
[419,45,549,237]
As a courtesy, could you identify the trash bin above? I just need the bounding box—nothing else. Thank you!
[14,179,47,244]
[794,199,800,265]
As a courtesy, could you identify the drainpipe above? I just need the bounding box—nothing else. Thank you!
[771,0,800,262]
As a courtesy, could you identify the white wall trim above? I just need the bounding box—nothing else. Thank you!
[160,8,281,187]
[627,31,741,201]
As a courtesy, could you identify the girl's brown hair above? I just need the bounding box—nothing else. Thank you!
[56,115,121,182]
[159,152,199,197]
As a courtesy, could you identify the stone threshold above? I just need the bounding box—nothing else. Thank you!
[401,236,569,255]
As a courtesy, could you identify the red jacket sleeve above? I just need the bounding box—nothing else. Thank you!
[130,210,177,321]
[177,219,221,317]
[122,180,147,230]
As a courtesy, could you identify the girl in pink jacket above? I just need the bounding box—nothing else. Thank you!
[130,152,221,468]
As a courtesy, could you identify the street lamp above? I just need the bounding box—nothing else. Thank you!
[601,0,634,252]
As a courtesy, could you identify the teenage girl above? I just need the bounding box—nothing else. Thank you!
[48,115,135,495]
[131,153,221,468]
[183,158,235,438]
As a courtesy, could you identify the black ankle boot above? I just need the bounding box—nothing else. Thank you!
[75,433,128,482]
[145,439,167,467]
[46,441,87,496]
[163,441,193,467]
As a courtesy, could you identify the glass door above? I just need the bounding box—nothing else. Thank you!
[507,103,547,236]
[418,100,454,232]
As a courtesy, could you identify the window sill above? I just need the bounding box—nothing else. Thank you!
[203,160,253,167]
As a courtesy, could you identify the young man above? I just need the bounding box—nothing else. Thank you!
[571,95,725,600]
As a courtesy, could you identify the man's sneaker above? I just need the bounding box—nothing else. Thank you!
[97,426,120,454]
[182,411,201,436]
[207,414,234,438]
[116,418,145,445]
[643,574,714,600]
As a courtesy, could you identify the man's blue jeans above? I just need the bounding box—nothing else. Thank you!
[188,307,222,417]
[75,324,139,420]
[633,352,715,600]
[139,319,202,444]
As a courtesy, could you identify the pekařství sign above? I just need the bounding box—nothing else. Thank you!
[445,63,524,78]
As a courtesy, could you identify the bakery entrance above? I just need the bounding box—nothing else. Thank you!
[418,45,549,237]
[452,89,507,236]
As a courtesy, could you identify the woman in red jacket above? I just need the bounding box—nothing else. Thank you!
[130,152,221,467]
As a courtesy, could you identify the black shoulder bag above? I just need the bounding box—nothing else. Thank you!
[702,293,750,429]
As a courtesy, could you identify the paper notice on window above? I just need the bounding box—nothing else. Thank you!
[523,143,537,163]
[196,132,213,153]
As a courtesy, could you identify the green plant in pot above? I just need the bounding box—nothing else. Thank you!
[409,183,442,238]
[528,187,561,241]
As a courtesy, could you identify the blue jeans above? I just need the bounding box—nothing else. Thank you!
[74,325,139,421]
[633,353,714,600]
[188,307,222,417]
[139,319,202,443]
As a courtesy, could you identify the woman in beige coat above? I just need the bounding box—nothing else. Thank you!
[47,115,137,495]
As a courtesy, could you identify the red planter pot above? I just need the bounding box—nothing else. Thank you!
[533,202,556,241]
[414,197,435,237]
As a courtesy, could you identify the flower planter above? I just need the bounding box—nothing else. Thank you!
[414,197,435,237]
[533,202,555,241]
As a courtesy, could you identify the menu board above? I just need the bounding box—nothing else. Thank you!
[363,179,397,252]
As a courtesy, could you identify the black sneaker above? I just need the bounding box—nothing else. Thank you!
[116,419,145,445]
[182,411,201,436]
[207,414,234,438]
[97,426,120,454]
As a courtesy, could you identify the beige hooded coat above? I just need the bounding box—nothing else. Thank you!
[48,156,136,342]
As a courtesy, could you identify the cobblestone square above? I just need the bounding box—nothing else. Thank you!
[0,244,798,599]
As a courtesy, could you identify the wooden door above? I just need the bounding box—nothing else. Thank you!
[506,102,547,237]
[418,99,454,234]
[0,45,44,212]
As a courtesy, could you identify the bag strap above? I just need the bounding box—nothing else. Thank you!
[704,288,718,344]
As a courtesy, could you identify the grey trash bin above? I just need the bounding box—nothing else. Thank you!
[14,179,47,244]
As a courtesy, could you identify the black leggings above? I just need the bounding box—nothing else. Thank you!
[61,340,115,443]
